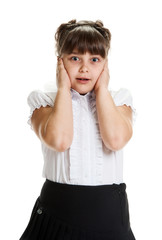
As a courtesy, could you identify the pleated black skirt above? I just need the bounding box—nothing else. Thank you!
[20,179,136,240]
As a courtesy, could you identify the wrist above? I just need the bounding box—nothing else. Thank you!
[94,86,108,95]
[57,87,71,94]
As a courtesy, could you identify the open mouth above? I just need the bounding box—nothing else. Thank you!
[76,78,90,81]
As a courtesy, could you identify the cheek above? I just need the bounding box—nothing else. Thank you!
[93,68,103,80]
[64,65,76,80]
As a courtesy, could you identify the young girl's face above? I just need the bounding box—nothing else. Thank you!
[62,51,107,95]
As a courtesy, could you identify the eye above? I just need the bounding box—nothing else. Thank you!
[71,56,79,61]
[91,57,99,62]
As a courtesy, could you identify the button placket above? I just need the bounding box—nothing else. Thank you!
[69,99,82,183]
[70,89,97,184]
[80,102,88,181]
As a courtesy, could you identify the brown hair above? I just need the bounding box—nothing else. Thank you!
[55,19,111,58]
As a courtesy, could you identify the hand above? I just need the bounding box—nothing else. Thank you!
[94,59,110,93]
[56,57,71,90]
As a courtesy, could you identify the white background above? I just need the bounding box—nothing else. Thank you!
[0,0,162,239]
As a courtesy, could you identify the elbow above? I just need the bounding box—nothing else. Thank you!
[55,137,72,152]
[38,122,73,152]
[106,138,124,151]
[53,142,70,152]
[104,131,133,151]
[103,138,122,151]
[42,133,73,152]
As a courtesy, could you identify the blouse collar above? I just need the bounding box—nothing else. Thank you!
[70,88,96,100]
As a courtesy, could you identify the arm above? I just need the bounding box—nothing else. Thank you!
[31,58,73,152]
[94,61,133,151]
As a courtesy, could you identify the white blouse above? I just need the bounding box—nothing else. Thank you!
[27,88,136,185]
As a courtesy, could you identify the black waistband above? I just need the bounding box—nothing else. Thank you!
[39,179,126,207]
[44,179,126,191]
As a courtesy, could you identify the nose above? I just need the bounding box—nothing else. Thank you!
[79,64,88,73]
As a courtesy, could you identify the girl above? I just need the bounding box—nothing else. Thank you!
[20,19,136,240]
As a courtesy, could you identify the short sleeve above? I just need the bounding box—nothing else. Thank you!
[110,88,137,124]
[27,90,57,128]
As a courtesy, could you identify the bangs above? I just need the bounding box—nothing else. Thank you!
[61,27,108,58]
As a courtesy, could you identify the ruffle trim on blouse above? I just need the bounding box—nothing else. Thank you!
[69,99,83,183]
[27,90,56,129]
[90,96,103,184]
[69,90,104,185]
[95,135,103,184]
[116,102,137,126]
[110,88,137,125]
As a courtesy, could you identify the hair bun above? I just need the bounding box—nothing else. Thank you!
[68,19,77,25]
[95,20,104,27]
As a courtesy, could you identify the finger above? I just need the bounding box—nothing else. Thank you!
[104,58,108,68]
[57,57,62,65]
[57,56,63,63]
[104,62,109,74]
[57,59,64,77]
[56,57,62,76]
